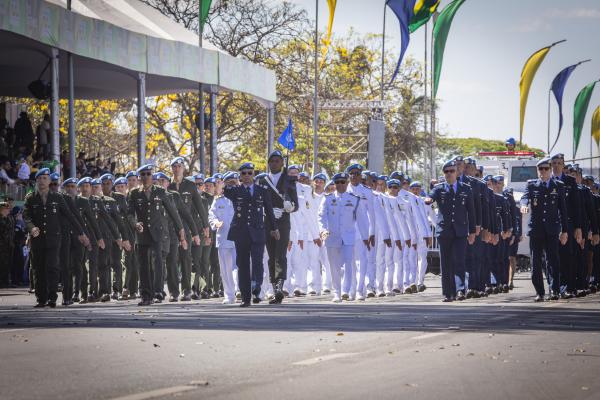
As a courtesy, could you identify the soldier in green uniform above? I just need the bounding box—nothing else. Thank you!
[123,171,140,299]
[100,174,132,300]
[50,173,88,305]
[155,172,199,301]
[63,178,102,303]
[168,158,206,301]
[192,173,212,299]
[92,178,125,302]
[23,168,88,308]
[128,164,186,306]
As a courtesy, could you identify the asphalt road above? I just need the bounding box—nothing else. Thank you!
[1,273,600,400]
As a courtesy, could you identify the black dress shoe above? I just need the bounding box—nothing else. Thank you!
[137,299,153,306]
[100,294,111,302]
[71,296,80,303]
[252,294,261,304]
[47,301,57,308]
[169,295,178,302]
[502,284,509,293]
[200,291,209,299]
[442,297,453,302]
[466,289,474,299]
[269,291,284,304]
[34,302,46,308]
[534,295,544,302]
[191,292,199,300]
[240,302,251,308]
[456,291,465,301]
[509,283,514,290]
[418,284,426,292]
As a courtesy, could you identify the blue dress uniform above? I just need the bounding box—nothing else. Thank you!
[590,180,600,291]
[461,157,488,296]
[521,158,568,300]
[575,170,598,293]
[428,161,476,301]
[481,176,499,294]
[551,154,582,296]
[128,165,184,306]
[504,187,522,287]
[493,177,513,291]
[23,169,85,307]
[224,162,277,306]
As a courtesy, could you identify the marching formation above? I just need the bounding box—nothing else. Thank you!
[19,149,600,308]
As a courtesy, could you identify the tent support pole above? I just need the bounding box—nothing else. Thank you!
[137,72,146,167]
[209,89,217,175]
[267,104,274,158]
[50,47,60,173]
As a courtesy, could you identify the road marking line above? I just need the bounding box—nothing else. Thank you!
[107,385,200,400]
[293,352,359,366]
[0,328,27,334]
[410,332,448,340]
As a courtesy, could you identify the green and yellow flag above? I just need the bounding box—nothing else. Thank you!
[409,0,440,33]
[320,0,337,65]
[573,81,597,158]
[519,40,564,145]
[592,105,600,147]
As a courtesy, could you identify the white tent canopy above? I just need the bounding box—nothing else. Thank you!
[0,0,276,103]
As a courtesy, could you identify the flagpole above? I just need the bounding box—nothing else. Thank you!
[198,0,205,173]
[547,89,551,155]
[312,0,319,175]
[424,20,429,181]
[381,2,387,101]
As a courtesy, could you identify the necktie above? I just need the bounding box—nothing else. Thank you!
[246,185,251,196]
[450,184,455,195]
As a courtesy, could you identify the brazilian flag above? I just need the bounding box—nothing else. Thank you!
[409,0,440,33]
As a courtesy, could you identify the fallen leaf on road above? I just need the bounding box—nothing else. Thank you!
[336,332,344,336]
[452,343,460,347]
[405,383,418,388]
[190,381,209,386]
[179,353,185,358]
[575,348,586,353]
[582,387,589,391]
[135,331,143,335]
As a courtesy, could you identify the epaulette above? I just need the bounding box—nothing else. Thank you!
[349,192,360,199]
[526,179,536,184]
[434,182,445,189]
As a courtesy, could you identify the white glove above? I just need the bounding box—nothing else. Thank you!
[283,200,294,213]
[273,208,283,219]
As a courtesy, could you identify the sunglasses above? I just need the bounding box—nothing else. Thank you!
[49,182,58,186]
[139,172,152,177]
[389,185,399,189]
[348,171,361,176]
[538,166,550,171]
[240,171,254,176]
[443,169,456,174]
[335,180,347,184]
[196,182,204,186]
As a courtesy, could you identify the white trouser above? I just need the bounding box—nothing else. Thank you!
[327,245,354,298]
[284,243,303,293]
[393,245,404,290]
[377,241,396,294]
[352,240,370,297]
[402,244,418,288]
[366,238,377,291]
[416,239,428,285]
[218,247,236,302]
[320,245,332,290]
[292,242,308,292]
[260,248,270,298]
[304,241,321,293]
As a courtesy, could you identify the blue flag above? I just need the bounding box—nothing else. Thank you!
[278,118,295,151]
[387,0,416,86]
[550,60,589,152]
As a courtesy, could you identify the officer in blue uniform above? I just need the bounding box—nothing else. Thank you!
[520,158,568,301]
[503,186,521,290]
[482,175,500,295]
[493,175,513,293]
[462,157,489,298]
[427,160,476,302]
[550,153,582,298]
[224,162,278,307]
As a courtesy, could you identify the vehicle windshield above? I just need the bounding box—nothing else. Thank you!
[511,166,537,183]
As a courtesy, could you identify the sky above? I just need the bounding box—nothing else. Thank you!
[290,0,600,162]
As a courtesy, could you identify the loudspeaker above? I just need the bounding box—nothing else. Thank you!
[27,80,51,100]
